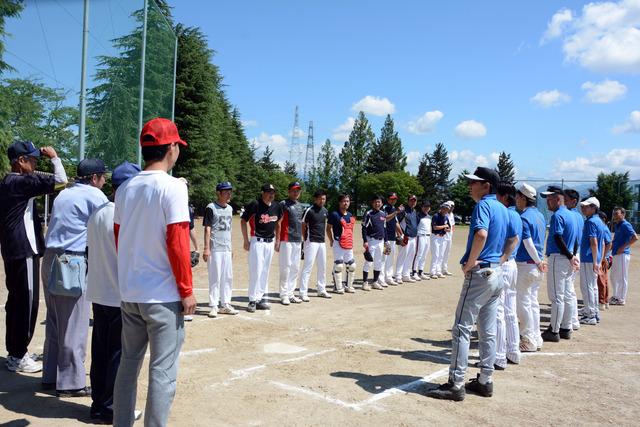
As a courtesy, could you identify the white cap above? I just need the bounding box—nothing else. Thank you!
[446,200,454,206]
[580,196,600,209]
[517,183,536,200]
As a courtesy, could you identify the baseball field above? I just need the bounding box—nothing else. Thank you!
[1,218,639,426]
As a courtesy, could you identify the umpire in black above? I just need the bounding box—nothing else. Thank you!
[0,141,67,373]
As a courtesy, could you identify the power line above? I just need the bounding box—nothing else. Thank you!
[51,0,113,55]
[4,50,77,93]
[34,0,58,83]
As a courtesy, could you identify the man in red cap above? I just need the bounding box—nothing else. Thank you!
[113,118,196,426]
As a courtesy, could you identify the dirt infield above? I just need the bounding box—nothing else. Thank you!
[1,218,639,426]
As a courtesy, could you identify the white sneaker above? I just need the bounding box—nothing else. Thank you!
[379,280,388,288]
[438,274,445,278]
[598,303,606,311]
[420,273,431,280]
[300,294,310,302]
[395,277,403,284]
[372,282,383,290]
[412,274,422,281]
[317,291,332,299]
[431,274,439,279]
[208,307,218,318]
[444,271,453,276]
[280,296,291,306]
[219,304,239,315]
[386,278,398,286]
[290,295,303,303]
[362,283,371,291]
[402,276,415,283]
[6,354,42,373]
[345,286,356,293]
[184,315,194,322]
[334,287,345,294]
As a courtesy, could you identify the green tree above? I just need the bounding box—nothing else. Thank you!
[358,171,423,208]
[449,169,474,219]
[497,151,516,184]
[417,142,451,205]
[339,111,375,213]
[366,114,406,174]
[0,0,23,72]
[589,171,634,216]
[283,160,297,177]
[257,146,280,174]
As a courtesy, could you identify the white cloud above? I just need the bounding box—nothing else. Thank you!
[449,149,498,176]
[241,119,258,128]
[544,1,640,73]
[581,79,627,103]
[250,132,289,165]
[530,89,571,108]
[454,120,487,139]
[351,96,396,116]
[554,148,640,178]
[541,8,573,44]
[612,110,640,133]
[490,152,500,163]
[407,110,444,134]
[331,117,355,142]
[290,127,306,139]
[405,150,422,174]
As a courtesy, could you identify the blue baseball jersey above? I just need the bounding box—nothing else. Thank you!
[612,220,636,255]
[506,206,522,260]
[599,220,612,257]
[362,209,386,242]
[398,206,418,238]
[383,204,398,241]
[580,215,603,263]
[515,206,546,263]
[570,207,584,253]
[460,194,508,265]
[545,206,579,256]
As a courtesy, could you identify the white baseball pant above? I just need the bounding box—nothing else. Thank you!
[441,232,452,273]
[208,251,233,307]
[495,259,520,366]
[611,253,630,302]
[516,262,543,348]
[299,241,327,296]
[395,237,417,279]
[414,234,431,273]
[579,262,599,318]
[569,260,579,328]
[384,242,398,281]
[430,235,446,275]
[279,241,302,298]
[547,254,574,333]
[366,238,385,272]
[332,244,355,289]
[248,237,275,302]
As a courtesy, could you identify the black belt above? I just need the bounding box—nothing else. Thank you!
[64,250,86,256]
[255,237,274,243]
[478,261,500,268]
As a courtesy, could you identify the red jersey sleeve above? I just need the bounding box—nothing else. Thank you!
[166,221,193,298]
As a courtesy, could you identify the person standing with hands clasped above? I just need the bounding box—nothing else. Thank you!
[610,207,638,306]
[241,184,283,312]
[278,182,305,305]
[427,167,514,401]
[1,141,68,373]
[113,118,196,427]
[299,190,330,300]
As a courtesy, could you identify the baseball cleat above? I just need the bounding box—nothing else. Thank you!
[386,279,398,286]
[420,273,431,280]
[519,337,537,352]
[579,316,597,325]
[362,283,372,291]
[438,273,445,278]
[300,294,311,302]
[256,299,271,310]
[290,295,303,303]
[431,274,439,279]
[247,301,257,313]
[425,381,465,401]
[542,328,560,342]
[334,287,345,294]
[506,353,520,365]
[317,291,332,299]
[208,307,218,318]
[219,304,238,315]
[444,271,453,276]
[280,297,291,306]
[372,282,383,290]
[402,276,416,283]
[345,286,356,293]
[559,328,572,339]
[465,374,493,397]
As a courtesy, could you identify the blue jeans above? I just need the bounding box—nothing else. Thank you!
[449,265,503,384]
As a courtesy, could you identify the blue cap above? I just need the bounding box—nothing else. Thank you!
[112,161,141,186]
[216,181,233,191]
[77,158,107,177]
[7,140,40,161]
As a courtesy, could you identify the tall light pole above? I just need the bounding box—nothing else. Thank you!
[78,0,89,161]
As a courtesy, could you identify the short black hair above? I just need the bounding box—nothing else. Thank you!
[564,189,579,202]
[370,194,383,202]
[497,181,516,207]
[598,211,608,222]
[337,193,350,202]
[313,189,326,198]
[613,206,626,216]
[142,144,171,163]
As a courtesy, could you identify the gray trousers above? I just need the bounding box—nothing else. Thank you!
[113,301,185,427]
[449,265,502,384]
[41,249,90,390]
[547,254,574,332]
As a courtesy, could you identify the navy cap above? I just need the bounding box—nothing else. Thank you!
[465,167,500,189]
[216,181,233,191]
[261,183,276,192]
[77,158,107,177]
[540,185,564,198]
[8,140,40,161]
[112,161,141,186]
[421,200,431,206]
[288,181,302,190]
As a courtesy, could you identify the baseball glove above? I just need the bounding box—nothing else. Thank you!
[190,251,200,267]
[364,249,373,262]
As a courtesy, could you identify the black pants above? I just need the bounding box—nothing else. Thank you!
[90,303,122,413]
[3,256,40,358]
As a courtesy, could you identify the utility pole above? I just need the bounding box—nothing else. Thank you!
[288,106,302,176]
[78,0,89,161]
[303,121,314,182]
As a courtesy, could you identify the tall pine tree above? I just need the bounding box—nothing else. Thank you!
[497,151,516,184]
[339,111,375,213]
[366,114,406,174]
[417,142,452,205]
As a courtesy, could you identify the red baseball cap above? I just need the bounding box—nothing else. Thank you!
[140,118,187,147]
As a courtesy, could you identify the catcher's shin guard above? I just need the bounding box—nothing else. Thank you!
[346,260,356,289]
[333,262,344,292]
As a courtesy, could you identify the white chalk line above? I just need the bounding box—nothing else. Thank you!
[209,348,336,389]
[143,347,216,359]
[524,351,640,357]
[270,381,363,411]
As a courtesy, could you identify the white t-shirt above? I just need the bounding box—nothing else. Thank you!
[417,214,432,235]
[114,170,189,303]
[86,202,120,307]
[445,212,455,240]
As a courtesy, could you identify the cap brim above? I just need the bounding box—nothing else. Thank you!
[289,186,301,190]
[539,191,556,198]
[464,174,484,181]
[177,139,187,146]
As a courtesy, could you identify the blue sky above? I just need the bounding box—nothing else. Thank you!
[5,0,640,181]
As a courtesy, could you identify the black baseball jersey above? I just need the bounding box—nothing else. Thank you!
[302,204,328,243]
[241,198,283,239]
[279,199,305,242]
[0,173,55,260]
[361,208,386,242]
